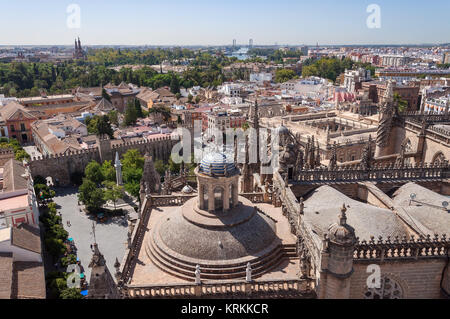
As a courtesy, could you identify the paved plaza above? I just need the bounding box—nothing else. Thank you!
[52,187,129,279]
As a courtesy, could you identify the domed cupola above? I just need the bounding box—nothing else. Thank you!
[328,204,357,246]
[199,152,237,177]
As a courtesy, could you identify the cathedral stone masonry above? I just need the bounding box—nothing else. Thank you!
[86,91,450,299]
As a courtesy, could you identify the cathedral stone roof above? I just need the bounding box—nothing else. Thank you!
[303,186,408,241]
[199,151,237,177]
[392,182,450,236]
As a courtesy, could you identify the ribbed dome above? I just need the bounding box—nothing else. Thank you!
[199,152,237,176]
[157,201,277,261]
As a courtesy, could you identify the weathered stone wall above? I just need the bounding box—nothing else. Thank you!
[0,149,15,166]
[350,259,449,299]
[404,122,450,163]
[320,272,352,299]
[111,137,176,163]
[29,148,101,185]
[29,136,178,186]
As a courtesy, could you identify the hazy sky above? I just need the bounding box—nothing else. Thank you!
[0,0,449,46]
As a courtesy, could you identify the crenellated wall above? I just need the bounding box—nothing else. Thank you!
[28,135,178,186]
[0,149,15,166]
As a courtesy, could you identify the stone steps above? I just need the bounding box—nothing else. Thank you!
[146,234,296,281]
[282,244,298,258]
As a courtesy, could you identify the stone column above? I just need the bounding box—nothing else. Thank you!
[114,152,123,186]
[233,179,239,207]
[223,182,230,211]
[199,185,205,210]
[318,205,356,299]
[208,185,215,212]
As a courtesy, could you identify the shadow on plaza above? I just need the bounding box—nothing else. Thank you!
[54,186,129,228]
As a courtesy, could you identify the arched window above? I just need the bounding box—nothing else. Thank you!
[364,276,403,299]
[214,187,224,212]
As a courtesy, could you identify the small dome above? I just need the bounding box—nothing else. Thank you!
[199,152,237,177]
[327,204,356,245]
[182,185,194,194]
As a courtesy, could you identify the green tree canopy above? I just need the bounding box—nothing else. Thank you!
[394,93,409,113]
[121,149,145,198]
[275,69,297,83]
[134,98,143,119]
[124,100,138,126]
[154,159,167,177]
[302,57,354,82]
[108,110,119,126]
[97,115,114,138]
[170,74,180,94]
[102,88,111,102]
[85,161,104,185]
[103,181,124,211]
[122,149,145,170]
[78,178,105,210]
[60,288,83,300]
[101,160,116,182]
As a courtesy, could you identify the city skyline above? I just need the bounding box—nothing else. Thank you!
[0,0,449,46]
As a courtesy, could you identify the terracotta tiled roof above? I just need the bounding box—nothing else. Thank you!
[0,253,13,299]
[11,224,41,254]
[0,101,37,121]
[12,261,46,299]
[136,88,154,102]
[95,98,114,112]
[154,87,175,98]
[2,159,28,192]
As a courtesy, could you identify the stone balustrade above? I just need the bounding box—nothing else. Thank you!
[354,234,448,261]
[240,192,265,203]
[122,278,315,299]
[401,111,450,123]
[293,162,448,184]
[119,198,153,285]
[327,127,377,139]
[150,195,197,207]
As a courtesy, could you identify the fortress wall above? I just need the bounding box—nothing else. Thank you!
[0,149,15,166]
[29,148,101,186]
[28,136,178,186]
